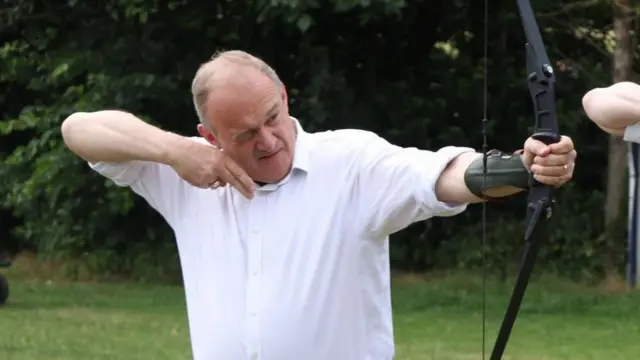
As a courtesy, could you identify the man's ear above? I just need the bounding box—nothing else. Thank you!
[281,84,289,111]
[197,124,218,147]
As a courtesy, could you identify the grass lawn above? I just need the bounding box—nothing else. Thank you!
[1,260,640,360]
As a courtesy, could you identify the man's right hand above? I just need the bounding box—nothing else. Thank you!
[169,138,256,199]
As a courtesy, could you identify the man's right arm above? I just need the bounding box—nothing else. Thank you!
[61,110,191,227]
[61,110,186,165]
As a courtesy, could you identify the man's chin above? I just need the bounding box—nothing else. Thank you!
[254,156,292,183]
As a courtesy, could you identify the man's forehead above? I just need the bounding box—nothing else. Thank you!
[210,97,280,132]
[208,70,276,104]
[232,102,279,126]
[208,82,274,110]
[202,63,280,127]
[208,89,278,114]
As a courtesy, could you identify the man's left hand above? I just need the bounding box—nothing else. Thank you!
[521,135,576,187]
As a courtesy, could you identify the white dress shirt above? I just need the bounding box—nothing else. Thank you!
[89,117,475,360]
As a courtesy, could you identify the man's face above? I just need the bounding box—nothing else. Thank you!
[197,71,296,184]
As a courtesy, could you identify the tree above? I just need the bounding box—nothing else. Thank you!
[604,0,635,284]
[0,0,622,282]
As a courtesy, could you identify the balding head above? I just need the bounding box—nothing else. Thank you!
[190,50,296,184]
[191,50,283,132]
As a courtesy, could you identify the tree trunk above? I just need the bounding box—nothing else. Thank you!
[604,0,633,286]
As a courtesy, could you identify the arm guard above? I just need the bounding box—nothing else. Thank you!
[463,149,530,199]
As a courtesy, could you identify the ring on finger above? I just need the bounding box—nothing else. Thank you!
[209,180,221,189]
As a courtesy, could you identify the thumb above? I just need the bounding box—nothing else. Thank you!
[524,137,551,158]
[519,148,534,170]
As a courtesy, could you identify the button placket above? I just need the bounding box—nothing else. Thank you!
[246,194,264,359]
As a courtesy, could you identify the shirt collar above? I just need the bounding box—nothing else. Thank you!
[255,116,310,192]
[290,116,310,173]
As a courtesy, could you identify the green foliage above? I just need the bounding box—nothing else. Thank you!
[0,0,627,283]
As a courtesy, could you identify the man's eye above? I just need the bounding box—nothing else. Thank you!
[237,131,254,142]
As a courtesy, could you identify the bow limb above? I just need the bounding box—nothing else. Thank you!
[488,1,561,359]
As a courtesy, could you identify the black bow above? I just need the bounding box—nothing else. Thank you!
[484,0,561,359]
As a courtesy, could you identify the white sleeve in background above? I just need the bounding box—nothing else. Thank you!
[624,123,640,143]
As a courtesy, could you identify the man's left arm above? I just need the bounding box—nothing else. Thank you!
[435,135,576,205]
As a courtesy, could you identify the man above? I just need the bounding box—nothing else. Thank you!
[61,50,577,360]
[582,81,640,141]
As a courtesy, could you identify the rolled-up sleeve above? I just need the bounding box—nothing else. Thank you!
[354,132,475,238]
[88,160,185,228]
[89,160,147,187]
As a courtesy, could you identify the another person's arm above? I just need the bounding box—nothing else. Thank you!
[582,81,640,140]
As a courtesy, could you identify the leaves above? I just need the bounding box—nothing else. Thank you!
[0,0,624,281]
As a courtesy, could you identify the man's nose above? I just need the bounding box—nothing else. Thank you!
[256,129,278,152]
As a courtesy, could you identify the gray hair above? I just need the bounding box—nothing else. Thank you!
[191,50,283,132]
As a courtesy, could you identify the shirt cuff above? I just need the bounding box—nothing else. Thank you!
[87,160,145,187]
[422,146,476,217]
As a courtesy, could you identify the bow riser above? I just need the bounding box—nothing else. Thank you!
[526,44,560,148]
[486,1,561,359]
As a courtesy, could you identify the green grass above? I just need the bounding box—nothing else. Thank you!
[1,264,640,360]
